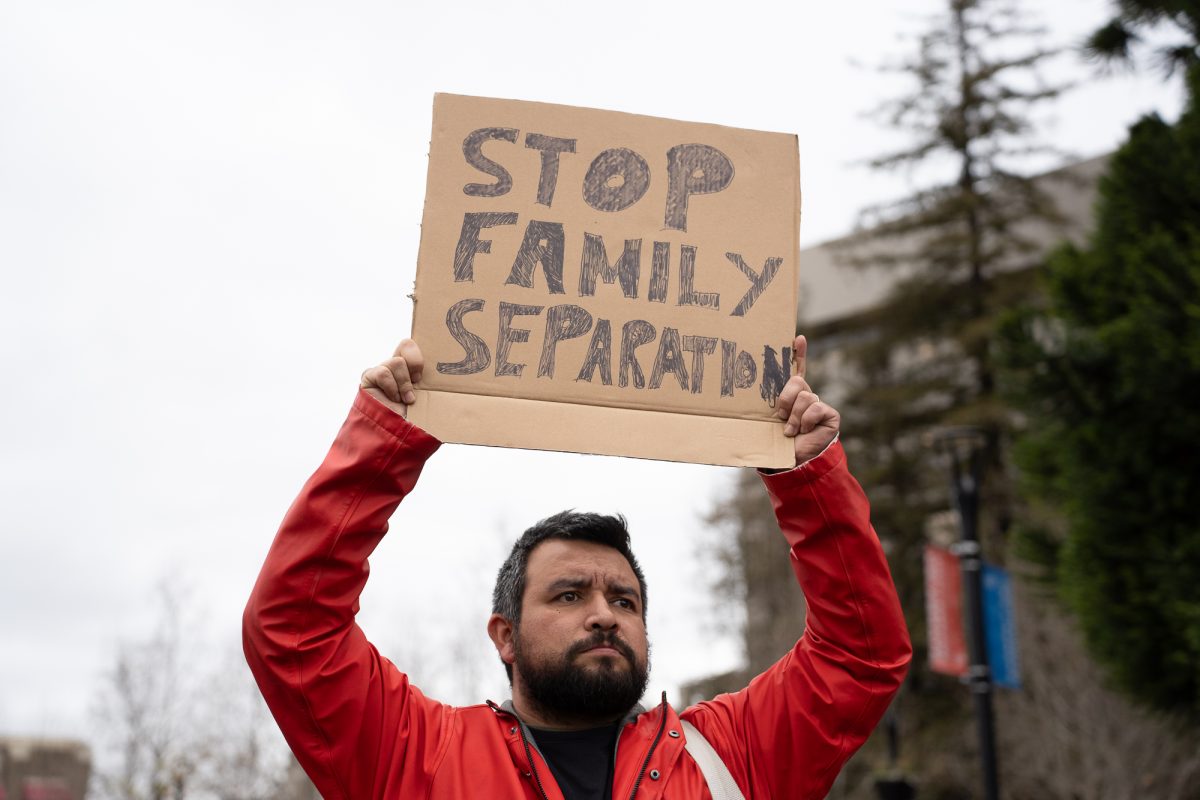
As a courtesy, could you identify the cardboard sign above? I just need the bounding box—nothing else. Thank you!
[408,94,800,467]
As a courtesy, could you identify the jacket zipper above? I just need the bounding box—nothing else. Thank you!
[626,692,669,800]
[488,701,551,800]
[517,722,552,800]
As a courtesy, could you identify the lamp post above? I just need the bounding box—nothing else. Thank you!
[932,426,999,800]
[872,704,916,800]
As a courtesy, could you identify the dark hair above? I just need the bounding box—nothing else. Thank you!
[492,510,648,626]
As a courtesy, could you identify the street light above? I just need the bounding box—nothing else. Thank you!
[872,704,916,800]
[932,426,999,800]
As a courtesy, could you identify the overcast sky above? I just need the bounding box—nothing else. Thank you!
[0,0,1182,744]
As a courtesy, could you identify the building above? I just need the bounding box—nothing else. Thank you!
[0,737,90,800]
[799,156,1104,401]
[683,155,1106,705]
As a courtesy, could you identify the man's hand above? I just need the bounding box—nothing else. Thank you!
[359,339,424,417]
[776,335,841,465]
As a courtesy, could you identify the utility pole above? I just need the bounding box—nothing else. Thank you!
[934,426,999,800]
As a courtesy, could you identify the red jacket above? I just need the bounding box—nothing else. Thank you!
[244,390,911,799]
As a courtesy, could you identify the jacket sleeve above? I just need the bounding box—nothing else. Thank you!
[242,389,446,800]
[683,441,912,800]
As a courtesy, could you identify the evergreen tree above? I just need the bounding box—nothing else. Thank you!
[1000,64,1200,716]
[819,1,1074,789]
[832,0,1066,649]
[1085,0,1199,78]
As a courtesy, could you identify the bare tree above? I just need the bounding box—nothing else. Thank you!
[91,584,198,800]
[703,469,806,679]
[90,583,297,800]
[189,649,292,800]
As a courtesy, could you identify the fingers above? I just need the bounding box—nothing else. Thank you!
[792,334,807,380]
[798,396,837,436]
[775,373,813,431]
[776,375,806,417]
[388,356,417,404]
[360,363,403,402]
[393,339,424,384]
[778,336,839,460]
[792,400,841,464]
[361,340,425,406]
[782,387,821,437]
[778,336,817,434]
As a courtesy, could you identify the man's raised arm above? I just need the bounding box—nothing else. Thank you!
[242,341,444,800]
[683,336,912,800]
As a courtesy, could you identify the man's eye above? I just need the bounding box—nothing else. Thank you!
[559,592,579,602]
[614,598,635,610]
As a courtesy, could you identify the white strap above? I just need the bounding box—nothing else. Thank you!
[680,719,746,800]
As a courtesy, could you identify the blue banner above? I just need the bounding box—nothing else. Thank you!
[982,563,1021,689]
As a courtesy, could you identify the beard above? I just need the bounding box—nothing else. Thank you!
[514,629,650,722]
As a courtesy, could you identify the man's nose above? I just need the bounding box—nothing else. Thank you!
[585,596,618,630]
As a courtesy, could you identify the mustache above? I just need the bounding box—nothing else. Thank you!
[567,631,637,664]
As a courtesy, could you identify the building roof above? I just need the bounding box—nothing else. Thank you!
[0,737,91,762]
[797,155,1109,327]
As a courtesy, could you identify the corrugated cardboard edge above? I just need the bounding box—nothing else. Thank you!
[406,389,797,469]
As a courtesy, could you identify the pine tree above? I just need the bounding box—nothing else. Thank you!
[1084,0,1199,78]
[831,0,1068,653]
[815,1,1076,789]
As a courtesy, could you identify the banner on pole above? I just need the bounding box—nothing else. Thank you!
[982,563,1021,689]
[924,545,968,677]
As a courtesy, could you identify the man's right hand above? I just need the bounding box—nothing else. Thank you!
[359,339,424,416]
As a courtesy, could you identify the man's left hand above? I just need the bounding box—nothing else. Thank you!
[776,335,841,465]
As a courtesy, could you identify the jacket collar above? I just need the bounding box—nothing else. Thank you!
[491,698,649,761]
[488,694,684,800]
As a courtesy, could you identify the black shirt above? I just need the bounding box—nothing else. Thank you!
[528,722,622,800]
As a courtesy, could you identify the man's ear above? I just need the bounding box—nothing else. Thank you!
[487,613,516,667]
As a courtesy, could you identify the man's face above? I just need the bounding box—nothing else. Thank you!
[510,539,650,721]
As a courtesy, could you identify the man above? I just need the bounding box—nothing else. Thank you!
[244,335,911,799]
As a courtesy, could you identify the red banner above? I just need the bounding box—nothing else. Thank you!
[21,778,72,800]
[924,545,968,677]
